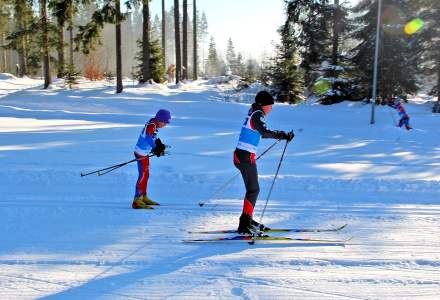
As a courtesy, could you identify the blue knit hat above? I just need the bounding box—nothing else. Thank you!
[155,109,171,123]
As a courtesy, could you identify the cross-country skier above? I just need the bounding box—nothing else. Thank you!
[234,91,294,234]
[132,109,171,209]
[389,97,412,130]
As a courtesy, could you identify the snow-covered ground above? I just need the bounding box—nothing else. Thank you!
[0,76,439,299]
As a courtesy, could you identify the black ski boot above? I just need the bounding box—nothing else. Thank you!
[237,214,255,235]
[250,218,270,232]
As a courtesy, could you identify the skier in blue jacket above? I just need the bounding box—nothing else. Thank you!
[234,91,294,234]
[132,109,171,209]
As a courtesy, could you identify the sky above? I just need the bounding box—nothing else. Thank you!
[149,0,360,60]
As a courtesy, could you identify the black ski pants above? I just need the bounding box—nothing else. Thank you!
[233,148,259,216]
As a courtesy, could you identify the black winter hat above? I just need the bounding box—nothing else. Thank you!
[255,91,274,106]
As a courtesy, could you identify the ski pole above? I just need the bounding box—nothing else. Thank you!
[80,154,155,177]
[198,139,282,207]
[250,139,290,245]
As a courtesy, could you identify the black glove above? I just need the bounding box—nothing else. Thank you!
[278,130,294,142]
[153,138,166,157]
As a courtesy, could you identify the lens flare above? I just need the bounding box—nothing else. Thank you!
[404,18,424,35]
[312,79,331,96]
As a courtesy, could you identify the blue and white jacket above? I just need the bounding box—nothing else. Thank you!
[134,119,158,156]
[236,106,281,154]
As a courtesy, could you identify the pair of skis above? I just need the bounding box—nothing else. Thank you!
[183,224,351,244]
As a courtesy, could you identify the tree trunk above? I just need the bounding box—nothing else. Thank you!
[69,14,74,70]
[57,19,65,78]
[142,0,151,83]
[0,33,6,72]
[162,0,166,65]
[437,54,440,108]
[41,0,51,88]
[193,0,197,80]
[332,0,339,66]
[16,1,27,77]
[115,0,123,93]
[174,0,181,83]
[182,0,188,79]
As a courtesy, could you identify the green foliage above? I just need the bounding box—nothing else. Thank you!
[351,0,422,100]
[74,1,128,54]
[134,38,166,83]
[65,61,80,88]
[271,19,304,104]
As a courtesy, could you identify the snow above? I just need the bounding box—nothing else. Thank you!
[0,75,439,299]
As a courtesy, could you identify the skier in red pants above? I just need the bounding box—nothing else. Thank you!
[132,109,171,209]
[234,91,294,234]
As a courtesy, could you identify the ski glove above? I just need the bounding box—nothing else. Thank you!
[153,138,166,157]
[278,130,295,142]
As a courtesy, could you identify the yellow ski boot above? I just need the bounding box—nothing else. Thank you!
[132,196,154,209]
[143,195,160,206]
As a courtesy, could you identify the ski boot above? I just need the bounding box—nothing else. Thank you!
[237,213,256,235]
[143,195,160,206]
[251,218,270,232]
[132,196,154,209]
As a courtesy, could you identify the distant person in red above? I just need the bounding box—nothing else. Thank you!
[233,91,294,234]
[389,97,412,130]
[132,109,171,209]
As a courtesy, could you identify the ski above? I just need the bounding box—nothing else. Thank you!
[183,235,352,244]
[187,224,348,235]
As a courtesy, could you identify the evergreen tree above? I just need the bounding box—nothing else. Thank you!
[226,37,236,74]
[271,17,304,103]
[285,0,332,87]
[206,36,219,77]
[351,0,421,101]
[235,52,245,78]
[198,12,208,76]
[413,0,440,112]
[244,58,258,82]
[4,0,38,76]
[317,0,356,104]
[152,14,161,41]
[135,38,165,83]
[74,0,129,93]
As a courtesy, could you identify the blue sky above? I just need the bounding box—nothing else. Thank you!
[149,0,359,60]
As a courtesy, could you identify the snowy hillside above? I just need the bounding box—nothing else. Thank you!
[0,76,439,299]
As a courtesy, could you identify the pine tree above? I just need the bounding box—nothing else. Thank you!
[316,0,356,104]
[135,38,165,83]
[206,36,219,77]
[226,37,236,74]
[413,0,440,112]
[235,52,245,78]
[5,0,37,76]
[74,0,129,93]
[244,58,258,82]
[271,19,304,103]
[351,0,421,101]
[285,0,332,88]
[198,12,208,76]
